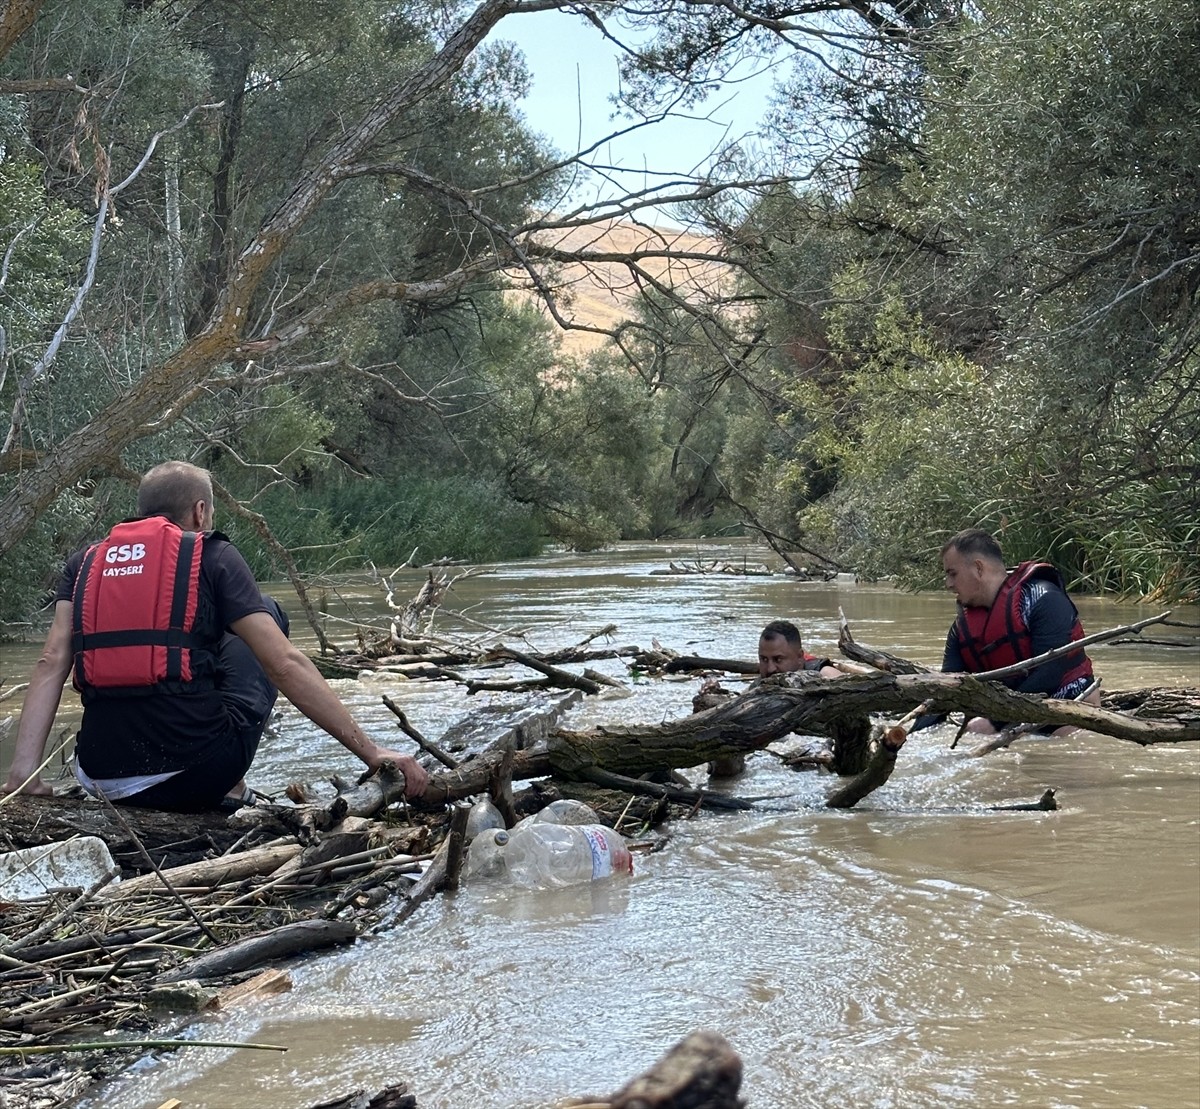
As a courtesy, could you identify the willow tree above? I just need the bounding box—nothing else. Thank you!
[739,0,1200,598]
[0,0,1030,615]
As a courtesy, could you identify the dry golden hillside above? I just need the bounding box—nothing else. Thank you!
[508,219,732,357]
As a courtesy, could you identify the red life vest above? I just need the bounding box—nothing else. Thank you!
[71,517,209,698]
[953,561,1093,687]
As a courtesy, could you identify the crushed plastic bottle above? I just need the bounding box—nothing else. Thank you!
[529,799,600,826]
[502,823,633,888]
[464,798,506,844]
[511,798,600,833]
[464,828,510,880]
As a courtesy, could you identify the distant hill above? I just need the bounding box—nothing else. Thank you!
[509,219,731,357]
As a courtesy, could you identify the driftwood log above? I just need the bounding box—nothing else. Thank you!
[414,669,1197,811]
[157,919,358,983]
[0,793,253,865]
[106,843,302,897]
[566,1029,744,1109]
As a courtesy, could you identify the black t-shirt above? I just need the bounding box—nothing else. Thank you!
[58,529,270,777]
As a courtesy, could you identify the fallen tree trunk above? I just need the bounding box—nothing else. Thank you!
[544,671,1198,761]
[417,671,1197,808]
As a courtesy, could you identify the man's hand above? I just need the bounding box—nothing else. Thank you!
[366,748,430,798]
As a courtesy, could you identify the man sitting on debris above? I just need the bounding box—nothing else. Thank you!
[925,527,1100,735]
[2,460,428,811]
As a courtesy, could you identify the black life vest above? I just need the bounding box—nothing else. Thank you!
[954,561,1093,687]
[71,516,212,699]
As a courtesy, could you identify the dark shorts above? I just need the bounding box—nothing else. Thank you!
[120,597,290,812]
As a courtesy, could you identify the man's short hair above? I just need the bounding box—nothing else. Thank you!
[137,461,212,524]
[760,619,802,648]
[941,528,1004,564]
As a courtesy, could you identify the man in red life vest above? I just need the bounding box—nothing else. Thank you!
[935,528,1100,735]
[3,461,428,810]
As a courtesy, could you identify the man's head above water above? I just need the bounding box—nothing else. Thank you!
[758,619,806,676]
[941,528,1008,610]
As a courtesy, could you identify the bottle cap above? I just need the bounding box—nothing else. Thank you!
[492,830,510,845]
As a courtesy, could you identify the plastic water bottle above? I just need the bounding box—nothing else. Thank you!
[464,798,506,844]
[529,799,600,826]
[465,828,510,880]
[503,823,633,888]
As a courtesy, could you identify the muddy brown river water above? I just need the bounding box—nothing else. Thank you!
[2,539,1198,1108]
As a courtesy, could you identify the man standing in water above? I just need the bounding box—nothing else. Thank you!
[757,619,843,679]
[709,619,844,778]
[935,528,1099,735]
[3,460,428,809]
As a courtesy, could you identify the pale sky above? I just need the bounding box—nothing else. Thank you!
[486,9,782,223]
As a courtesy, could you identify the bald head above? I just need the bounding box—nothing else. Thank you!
[137,461,213,527]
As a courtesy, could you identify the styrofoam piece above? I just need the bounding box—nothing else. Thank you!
[0,837,120,901]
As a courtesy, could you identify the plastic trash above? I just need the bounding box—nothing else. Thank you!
[464,798,506,844]
[511,798,600,833]
[465,828,511,880]
[529,799,600,826]
[502,823,633,888]
[0,837,120,901]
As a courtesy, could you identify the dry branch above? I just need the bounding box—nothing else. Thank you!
[824,727,907,809]
[837,607,932,674]
[106,844,302,897]
[970,612,1172,683]
[484,645,606,694]
[382,694,460,768]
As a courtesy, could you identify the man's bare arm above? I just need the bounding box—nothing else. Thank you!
[229,610,429,797]
[3,601,73,794]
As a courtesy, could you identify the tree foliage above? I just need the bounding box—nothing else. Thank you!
[0,0,1196,626]
[735,0,1199,598]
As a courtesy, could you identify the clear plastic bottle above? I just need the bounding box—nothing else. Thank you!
[464,828,510,880]
[464,798,506,844]
[502,823,633,888]
[529,799,600,827]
